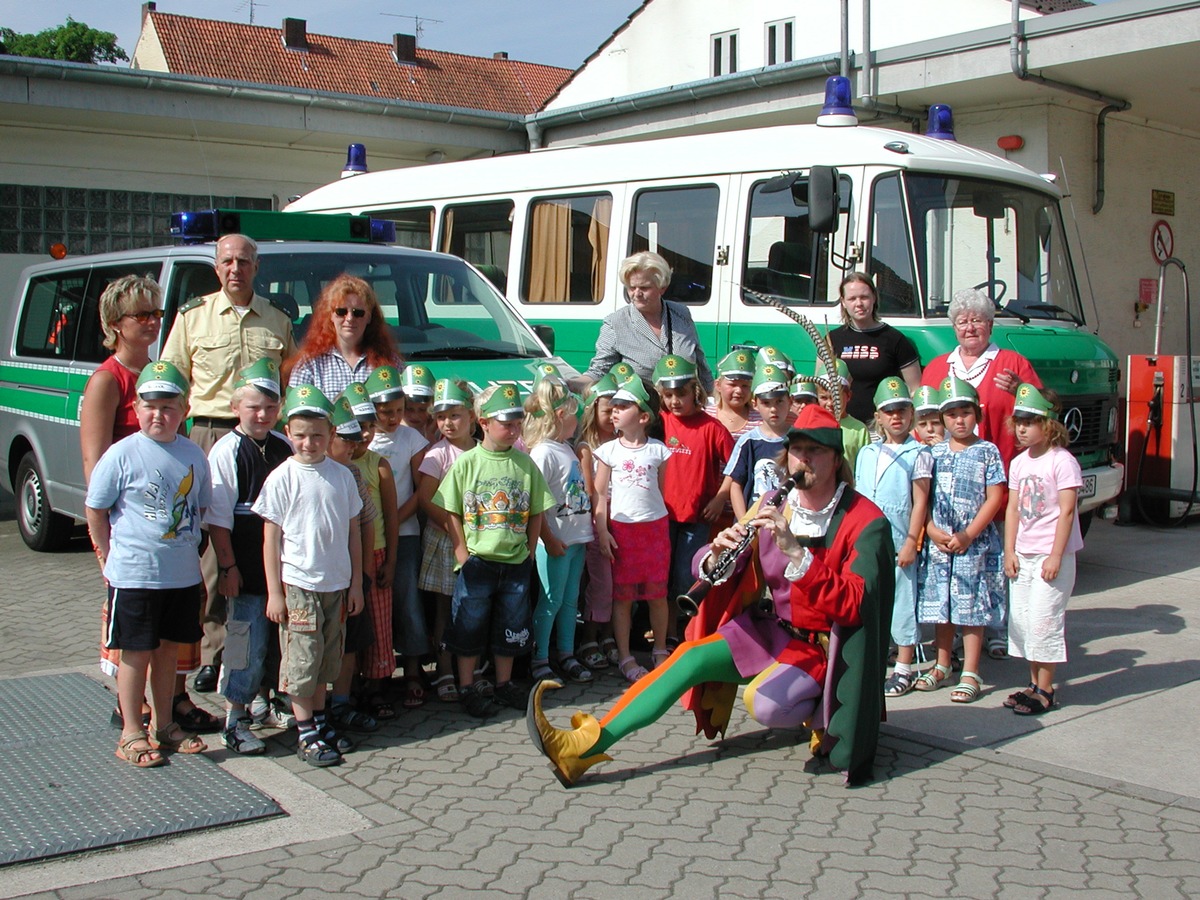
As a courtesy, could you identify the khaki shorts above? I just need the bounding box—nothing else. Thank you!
[278,584,346,698]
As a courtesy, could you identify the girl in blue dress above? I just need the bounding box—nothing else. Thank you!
[914,376,1006,703]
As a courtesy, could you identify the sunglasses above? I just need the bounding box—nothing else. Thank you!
[121,309,164,324]
[333,307,367,319]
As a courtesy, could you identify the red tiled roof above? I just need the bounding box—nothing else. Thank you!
[144,11,571,115]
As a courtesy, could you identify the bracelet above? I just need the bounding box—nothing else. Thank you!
[219,563,238,575]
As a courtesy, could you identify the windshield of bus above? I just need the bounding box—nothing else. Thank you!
[257,249,546,360]
[868,172,1084,325]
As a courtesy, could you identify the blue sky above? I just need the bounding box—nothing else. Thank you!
[0,1,642,69]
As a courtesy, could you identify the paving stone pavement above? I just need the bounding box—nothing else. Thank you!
[3,511,1199,898]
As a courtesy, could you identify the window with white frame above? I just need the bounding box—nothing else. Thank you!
[711,29,738,77]
[765,18,794,67]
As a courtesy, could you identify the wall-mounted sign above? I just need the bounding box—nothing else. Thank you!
[1151,190,1175,216]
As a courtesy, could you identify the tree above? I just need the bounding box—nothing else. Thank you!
[0,18,128,65]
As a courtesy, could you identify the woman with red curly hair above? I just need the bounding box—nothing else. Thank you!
[285,274,402,396]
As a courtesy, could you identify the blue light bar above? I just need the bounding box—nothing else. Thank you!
[370,218,396,243]
[925,104,955,141]
[342,143,368,178]
[170,209,389,244]
[816,76,857,127]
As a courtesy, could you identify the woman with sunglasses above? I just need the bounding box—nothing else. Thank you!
[285,274,402,398]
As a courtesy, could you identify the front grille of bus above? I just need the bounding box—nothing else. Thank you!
[1060,395,1112,452]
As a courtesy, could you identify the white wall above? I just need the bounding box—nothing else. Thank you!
[549,0,1034,110]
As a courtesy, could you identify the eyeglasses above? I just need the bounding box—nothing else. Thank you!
[120,309,164,324]
[953,317,989,329]
[333,307,367,319]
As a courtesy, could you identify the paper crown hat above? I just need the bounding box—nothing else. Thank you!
[913,384,942,415]
[752,363,790,396]
[432,378,473,412]
[652,354,697,387]
[717,349,755,379]
[235,358,280,399]
[757,345,794,376]
[939,375,978,409]
[401,364,435,398]
[136,360,189,399]
[791,375,819,400]
[364,365,405,403]
[479,383,526,421]
[284,383,334,419]
[332,393,365,439]
[873,376,913,410]
[1012,383,1058,420]
[814,357,852,387]
[607,361,637,383]
[343,381,377,421]
[588,373,620,399]
[530,362,566,386]
[611,375,653,411]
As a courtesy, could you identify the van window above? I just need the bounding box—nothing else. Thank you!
[162,262,221,342]
[868,174,919,316]
[375,207,434,250]
[743,178,831,304]
[630,185,718,304]
[521,193,612,304]
[74,263,163,363]
[439,201,514,294]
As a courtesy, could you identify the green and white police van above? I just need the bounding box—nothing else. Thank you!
[0,209,571,551]
[286,77,1123,524]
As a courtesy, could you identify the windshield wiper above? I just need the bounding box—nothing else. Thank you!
[1005,303,1081,325]
[405,346,528,360]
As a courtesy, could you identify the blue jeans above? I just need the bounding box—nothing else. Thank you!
[444,556,532,658]
[218,593,270,706]
[533,542,586,659]
[391,534,427,657]
[669,520,711,608]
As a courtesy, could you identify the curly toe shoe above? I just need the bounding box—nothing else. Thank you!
[526,680,611,787]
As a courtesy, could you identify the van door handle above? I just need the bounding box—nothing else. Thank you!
[716,246,729,266]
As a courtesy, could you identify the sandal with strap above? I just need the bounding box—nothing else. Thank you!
[618,656,649,684]
[116,730,165,768]
[1013,686,1055,716]
[950,671,983,703]
[531,660,558,682]
[152,723,207,754]
[1003,683,1038,709]
[172,692,223,734]
[913,663,951,692]
[330,702,379,732]
[601,638,620,668]
[555,655,593,684]
[402,680,427,709]
[883,670,916,697]
[297,733,342,767]
[987,638,1009,660]
[651,648,671,670]
[432,674,460,702]
[577,642,610,671]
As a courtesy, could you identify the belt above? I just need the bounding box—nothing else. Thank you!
[777,620,830,646]
[190,416,238,428]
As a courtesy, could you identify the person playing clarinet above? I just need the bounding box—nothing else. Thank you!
[528,405,895,787]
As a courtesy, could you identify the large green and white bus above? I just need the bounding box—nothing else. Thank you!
[285,85,1123,518]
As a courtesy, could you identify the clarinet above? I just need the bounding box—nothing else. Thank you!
[676,476,797,618]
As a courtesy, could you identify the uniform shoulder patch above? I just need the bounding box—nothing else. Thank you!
[176,294,209,315]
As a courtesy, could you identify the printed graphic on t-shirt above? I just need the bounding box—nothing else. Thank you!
[147,465,201,540]
[665,435,693,456]
[463,476,532,533]
[840,344,882,361]
[561,468,592,519]
[614,456,658,492]
[752,459,783,503]
[1017,473,1049,524]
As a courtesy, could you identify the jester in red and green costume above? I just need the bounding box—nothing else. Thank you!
[529,405,895,786]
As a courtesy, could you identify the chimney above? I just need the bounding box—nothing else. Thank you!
[393,33,417,65]
[141,2,156,26]
[282,18,308,51]
[493,51,509,60]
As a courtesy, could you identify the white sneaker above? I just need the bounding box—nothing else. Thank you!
[222,717,266,755]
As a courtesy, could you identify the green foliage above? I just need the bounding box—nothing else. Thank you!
[0,17,128,64]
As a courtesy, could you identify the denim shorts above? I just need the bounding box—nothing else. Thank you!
[219,593,270,706]
[443,556,533,658]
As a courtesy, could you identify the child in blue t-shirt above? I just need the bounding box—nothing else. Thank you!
[724,364,793,518]
[86,360,212,768]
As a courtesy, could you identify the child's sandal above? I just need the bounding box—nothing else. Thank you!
[555,655,593,684]
[950,671,983,703]
[530,660,558,682]
[297,733,341,767]
[651,648,671,670]
[432,674,459,702]
[618,656,649,684]
[116,731,164,768]
[913,663,951,692]
[578,642,609,671]
[601,638,620,667]
[152,723,207,754]
[1003,683,1038,709]
[1013,686,1055,716]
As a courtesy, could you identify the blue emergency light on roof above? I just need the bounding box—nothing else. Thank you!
[925,104,956,141]
[170,208,394,244]
[816,76,857,127]
[342,143,368,178]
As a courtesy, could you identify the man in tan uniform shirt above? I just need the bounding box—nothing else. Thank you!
[161,232,296,688]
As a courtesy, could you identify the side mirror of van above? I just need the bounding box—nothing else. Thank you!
[807,166,839,234]
[533,324,555,353]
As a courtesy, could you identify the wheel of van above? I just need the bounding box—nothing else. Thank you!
[15,452,74,552]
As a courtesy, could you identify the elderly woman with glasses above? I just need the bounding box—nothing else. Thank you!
[920,288,1041,471]
[285,274,402,397]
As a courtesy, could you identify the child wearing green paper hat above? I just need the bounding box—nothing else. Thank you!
[1002,384,1081,716]
[433,384,556,718]
[365,364,431,711]
[400,364,438,443]
[208,360,293,755]
[912,384,945,447]
[815,358,870,470]
[912,375,1006,704]
[414,378,479,703]
[723,363,793,519]
[654,353,734,645]
[853,377,933,698]
[253,384,365,767]
[707,349,763,439]
[86,359,213,767]
[789,375,819,421]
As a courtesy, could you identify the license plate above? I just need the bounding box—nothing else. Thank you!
[1079,474,1096,499]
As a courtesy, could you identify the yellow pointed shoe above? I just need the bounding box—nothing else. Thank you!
[526,679,612,787]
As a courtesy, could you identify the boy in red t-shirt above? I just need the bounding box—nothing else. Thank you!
[653,354,734,645]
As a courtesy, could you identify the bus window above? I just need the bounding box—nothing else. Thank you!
[743,178,827,304]
[522,193,612,304]
[630,185,718,304]
[375,207,434,250]
[868,174,919,316]
[439,201,514,293]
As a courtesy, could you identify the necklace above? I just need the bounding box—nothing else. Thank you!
[248,435,269,459]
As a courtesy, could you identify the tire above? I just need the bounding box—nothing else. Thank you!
[15,452,74,552]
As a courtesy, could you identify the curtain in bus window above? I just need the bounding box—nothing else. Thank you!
[589,196,611,301]
[528,201,571,302]
[440,208,455,256]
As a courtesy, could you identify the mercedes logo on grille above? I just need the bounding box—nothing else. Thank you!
[1063,407,1084,444]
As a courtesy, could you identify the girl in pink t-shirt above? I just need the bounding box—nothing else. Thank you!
[1002,385,1083,716]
